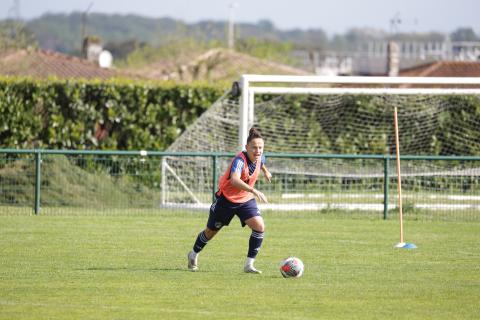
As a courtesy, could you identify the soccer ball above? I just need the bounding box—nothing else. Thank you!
[279,257,304,278]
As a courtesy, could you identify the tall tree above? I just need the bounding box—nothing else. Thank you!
[0,20,36,51]
[450,27,479,41]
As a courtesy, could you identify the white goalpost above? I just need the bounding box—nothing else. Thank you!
[163,75,480,244]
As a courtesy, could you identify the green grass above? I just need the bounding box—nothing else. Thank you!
[1,211,479,319]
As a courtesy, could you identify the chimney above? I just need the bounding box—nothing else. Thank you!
[387,41,399,76]
[82,36,103,63]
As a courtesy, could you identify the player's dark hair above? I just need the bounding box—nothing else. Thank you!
[247,127,263,143]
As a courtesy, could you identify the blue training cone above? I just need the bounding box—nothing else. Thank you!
[394,242,417,249]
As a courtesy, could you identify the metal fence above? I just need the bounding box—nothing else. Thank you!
[0,149,479,220]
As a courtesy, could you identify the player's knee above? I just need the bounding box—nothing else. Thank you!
[245,216,264,232]
[204,228,218,240]
[254,221,265,233]
[258,217,265,232]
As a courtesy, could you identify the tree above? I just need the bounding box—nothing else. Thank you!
[450,28,479,41]
[0,20,36,51]
[235,37,294,64]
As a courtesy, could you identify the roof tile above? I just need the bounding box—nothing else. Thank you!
[400,61,480,77]
[0,48,133,80]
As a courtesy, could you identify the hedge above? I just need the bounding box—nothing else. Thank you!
[0,77,225,150]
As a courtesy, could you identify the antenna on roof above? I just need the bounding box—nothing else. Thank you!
[81,2,94,53]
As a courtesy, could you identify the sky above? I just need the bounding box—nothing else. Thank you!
[1,0,479,36]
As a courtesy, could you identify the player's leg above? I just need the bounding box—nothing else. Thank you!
[238,199,265,274]
[188,227,218,271]
[188,195,234,271]
[244,216,265,273]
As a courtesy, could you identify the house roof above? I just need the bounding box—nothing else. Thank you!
[0,48,132,80]
[399,60,480,77]
[0,47,309,82]
[131,48,311,82]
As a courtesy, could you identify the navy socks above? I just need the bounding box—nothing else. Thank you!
[193,231,209,253]
[247,230,264,259]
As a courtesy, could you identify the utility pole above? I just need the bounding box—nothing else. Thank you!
[387,12,401,76]
[81,2,94,53]
[228,2,238,50]
[10,0,21,21]
[6,0,21,47]
[389,12,401,35]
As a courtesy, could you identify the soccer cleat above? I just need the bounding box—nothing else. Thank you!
[187,251,198,271]
[244,264,262,274]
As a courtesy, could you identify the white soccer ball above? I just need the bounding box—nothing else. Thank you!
[280,257,304,278]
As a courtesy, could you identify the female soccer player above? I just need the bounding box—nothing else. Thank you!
[188,127,272,274]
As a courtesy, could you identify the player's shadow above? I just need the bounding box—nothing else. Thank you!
[76,266,211,272]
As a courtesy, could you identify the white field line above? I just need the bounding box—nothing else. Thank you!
[281,193,480,201]
[269,168,480,178]
[162,202,480,211]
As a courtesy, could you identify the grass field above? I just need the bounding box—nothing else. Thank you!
[1,211,479,319]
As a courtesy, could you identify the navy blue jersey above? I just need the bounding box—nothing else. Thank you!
[230,151,265,177]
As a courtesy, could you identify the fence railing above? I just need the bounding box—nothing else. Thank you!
[1,149,479,220]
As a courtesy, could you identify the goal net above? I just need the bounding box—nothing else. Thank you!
[163,75,480,219]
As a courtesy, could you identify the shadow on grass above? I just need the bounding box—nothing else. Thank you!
[75,266,213,273]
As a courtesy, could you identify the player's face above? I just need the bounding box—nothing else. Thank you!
[245,138,264,162]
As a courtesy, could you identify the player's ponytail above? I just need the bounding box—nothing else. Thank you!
[247,127,263,143]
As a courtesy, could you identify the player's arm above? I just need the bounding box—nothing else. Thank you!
[260,154,272,183]
[230,172,268,203]
[262,165,272,183]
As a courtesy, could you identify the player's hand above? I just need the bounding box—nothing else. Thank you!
[252,189,268,203]
[264,171,272,183]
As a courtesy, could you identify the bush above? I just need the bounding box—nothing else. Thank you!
[0,77,225,150]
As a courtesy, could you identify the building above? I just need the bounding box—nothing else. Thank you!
[399,60,480,77]
[0,48,131,80]
[295,40,480,76]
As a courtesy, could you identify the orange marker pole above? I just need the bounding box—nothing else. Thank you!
[393,106,404,244]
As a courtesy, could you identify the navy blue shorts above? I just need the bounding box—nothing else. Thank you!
[207,194,261,231]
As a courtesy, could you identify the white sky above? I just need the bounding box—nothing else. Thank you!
[1,0,479,35]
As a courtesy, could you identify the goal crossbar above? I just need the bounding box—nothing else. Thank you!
[241,74,480,85]
[251,87,480,95]
[239,74,480,149]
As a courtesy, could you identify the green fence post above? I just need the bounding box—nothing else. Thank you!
[212,155,218,202]
[383,156,389,220]
[34,151,42,215]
